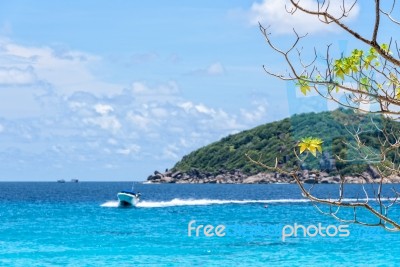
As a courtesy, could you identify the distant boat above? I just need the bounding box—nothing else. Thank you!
[70,179,79,183]
[117,191,141,207]
[57,179,66,183]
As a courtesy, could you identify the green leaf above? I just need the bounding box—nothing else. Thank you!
[396,88,400,99]
[296,76,311,95]
[299,143,307,154]
[298,137,323,157]
[360,77,370,91]
[300,84,310,95]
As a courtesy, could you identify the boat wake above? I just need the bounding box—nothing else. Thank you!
[135,198,309,208]
[100,201,120,208]
[100,198,376,208]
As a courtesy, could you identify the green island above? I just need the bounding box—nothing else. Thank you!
[147,108,400,184]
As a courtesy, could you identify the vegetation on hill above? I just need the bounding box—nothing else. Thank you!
[172,108,399,176]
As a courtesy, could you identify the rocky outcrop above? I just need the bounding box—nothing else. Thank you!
[146,167,400,184]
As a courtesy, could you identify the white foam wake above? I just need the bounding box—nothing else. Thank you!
[100,198,379,208]
[100,201,120,207]
[136,198,285,208]
[100,198,309,208]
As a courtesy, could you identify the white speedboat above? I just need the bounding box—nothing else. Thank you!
[117,191,141,207]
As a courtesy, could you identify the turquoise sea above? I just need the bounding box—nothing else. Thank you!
[0,182,399,266]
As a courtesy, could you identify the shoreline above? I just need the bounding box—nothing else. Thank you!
[147,169,400,184]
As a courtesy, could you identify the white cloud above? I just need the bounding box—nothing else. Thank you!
[116,144,141,155]
[177,101,244,131]
[195,103,215,115]
[126,111,151,130]
[249,0,359,34]
[178,101,194,113]
[207,62,225,75]
[94,104,114,115]
[0,39,274,177]
[241,103,268,123]
[0,40,122,95]
[0,78,272,172]
[178,101,217,116]
[0,66,37,85]
[84,116,121,133]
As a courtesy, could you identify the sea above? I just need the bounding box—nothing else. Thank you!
[0,182,399,267]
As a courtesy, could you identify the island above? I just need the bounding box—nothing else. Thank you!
[146,109,400,184]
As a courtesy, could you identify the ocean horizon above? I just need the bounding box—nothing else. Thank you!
[1,182,399,266]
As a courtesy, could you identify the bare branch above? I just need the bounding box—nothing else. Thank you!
[258,0,400,230]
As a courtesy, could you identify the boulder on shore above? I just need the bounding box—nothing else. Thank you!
[146,169,400,184]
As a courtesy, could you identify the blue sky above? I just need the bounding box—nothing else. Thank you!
[0,0,391,181]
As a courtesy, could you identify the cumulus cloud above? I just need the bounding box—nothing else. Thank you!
[0,39,272,177]
[0,79,271,175]
[127,111,151,130]
[94,104,114,115]
[249,0,359,34]
[0,39,121,95]
[179,102,217,116]
[58,79,267,162]
[177,101,244,131]
[84,116,121,133]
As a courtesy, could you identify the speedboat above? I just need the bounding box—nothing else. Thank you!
[117,190,141,207]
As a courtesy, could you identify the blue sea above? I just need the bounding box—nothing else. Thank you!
[0,182,399,266]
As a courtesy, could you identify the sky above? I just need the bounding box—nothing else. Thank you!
[0,0,395,181]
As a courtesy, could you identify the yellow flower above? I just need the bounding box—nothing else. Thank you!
[298,137,323,157]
